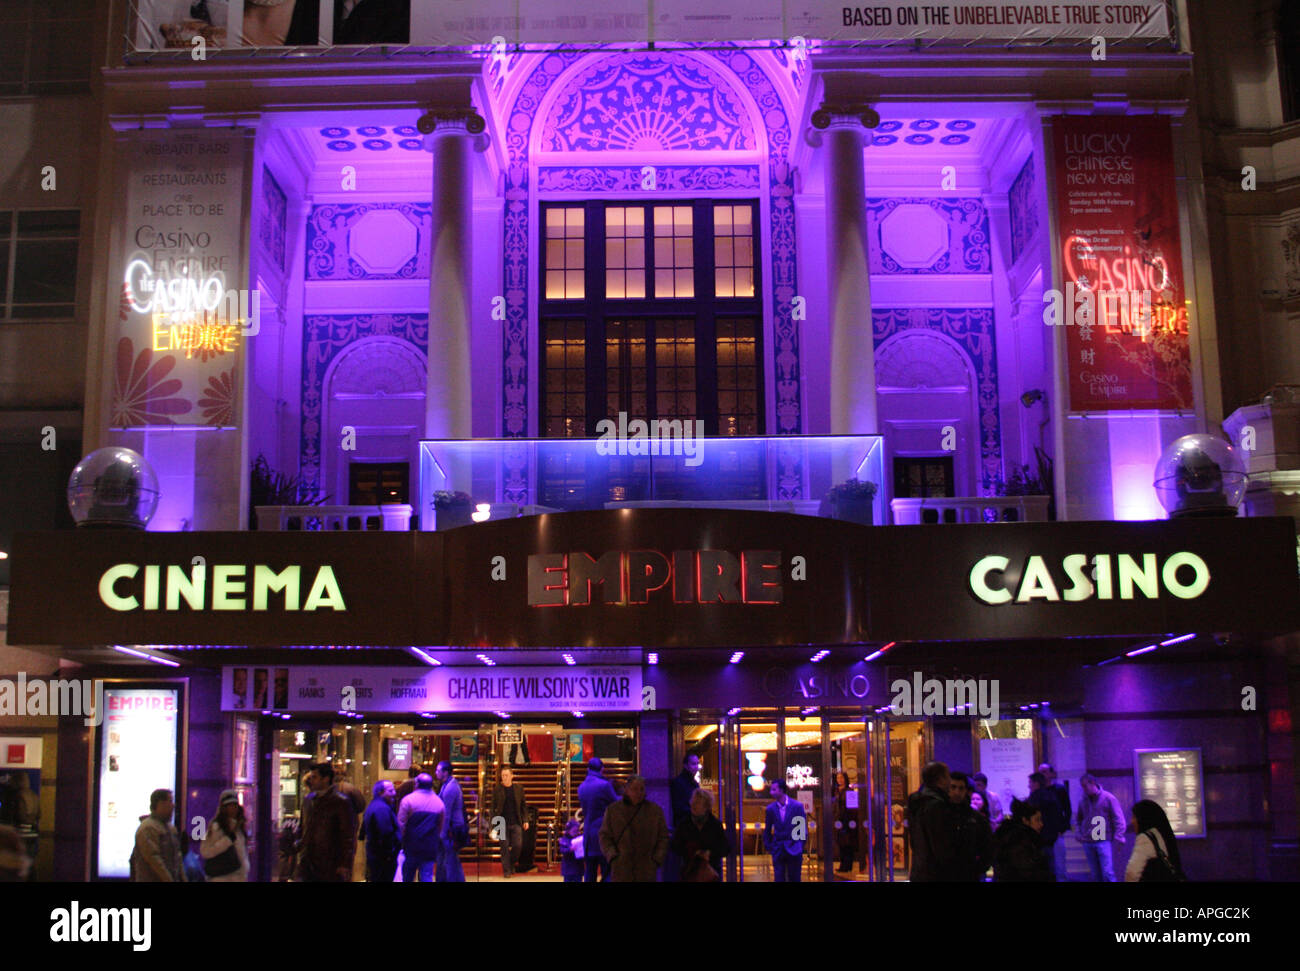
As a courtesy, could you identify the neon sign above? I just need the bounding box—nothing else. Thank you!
[123,255,259,358]
[526,549,784,606]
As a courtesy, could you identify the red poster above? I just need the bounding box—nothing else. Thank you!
[1052,116,1192,411]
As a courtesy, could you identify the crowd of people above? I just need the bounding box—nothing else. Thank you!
[904,760,1186,882]
[2,751,1180,884]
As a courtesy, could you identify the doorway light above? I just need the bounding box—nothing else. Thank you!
[729,651,744,664]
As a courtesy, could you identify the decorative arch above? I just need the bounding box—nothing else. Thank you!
[873,308,1002,492]
[876,329,975,391]
[325,336,427,398]
[499,45,804,500]
[299,314,429,496]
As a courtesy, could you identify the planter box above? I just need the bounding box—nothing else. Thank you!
[435,505,474,530]
[820,496,874,526]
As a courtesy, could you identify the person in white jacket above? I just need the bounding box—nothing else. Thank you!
[1124,799,1184,882]
[201,790,251,882]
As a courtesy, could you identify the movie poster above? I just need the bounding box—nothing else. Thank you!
[1052,115,1192,411]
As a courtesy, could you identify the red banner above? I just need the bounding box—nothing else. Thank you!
[1052,116,1192,411]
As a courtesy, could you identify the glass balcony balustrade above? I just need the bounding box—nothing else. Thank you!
[418,435,884,530]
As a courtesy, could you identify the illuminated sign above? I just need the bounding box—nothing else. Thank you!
[123,255,259,359]
[98,563,347,612]
[786,764,819,789]
[526,550,783,606]
[96,686,180,879]
[969,552,1210,605]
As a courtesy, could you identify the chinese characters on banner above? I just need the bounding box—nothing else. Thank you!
[1052,115,1192,411]
[112,132,246,428]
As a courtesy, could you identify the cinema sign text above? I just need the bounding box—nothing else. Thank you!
[98,563,347,612]
[969,552,1210,605]
[527,550,784,607]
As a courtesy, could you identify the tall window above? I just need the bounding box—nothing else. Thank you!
[0,210,80,319]
[540,200,761,438]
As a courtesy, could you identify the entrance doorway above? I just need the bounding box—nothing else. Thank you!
[681,709,914,881]
[265,717,637,881]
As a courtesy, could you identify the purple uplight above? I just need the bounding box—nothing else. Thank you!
[1126,644,1159,657]
[1159,633,1196,646]
[729,651,744,664]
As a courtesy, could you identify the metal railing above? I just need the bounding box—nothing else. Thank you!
[890,496,1049,525]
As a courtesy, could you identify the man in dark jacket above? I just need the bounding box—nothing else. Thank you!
[993,799,1052,881]
[665,753,701,881]
[904,761,959,881]
[396,773,444,882]
[298,763,358,882]
[1027,771,1068,880]
[577,758,618,883]
[435,761,467,883]
[948,771,992,881]
[764,780,807,882]
[361,779,400,883]
[490,767,529,878]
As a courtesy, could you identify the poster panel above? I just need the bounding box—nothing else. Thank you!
[1134,748,1205,838]
[1051,114,1192,411]
[978,737,1035,816]
[95,686,182,879]
[113,131,248,428]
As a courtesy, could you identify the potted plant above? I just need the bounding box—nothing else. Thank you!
[433,490,474,530]
[992,446,1055,520]
[249,454,328,530]
[820,477,877,525]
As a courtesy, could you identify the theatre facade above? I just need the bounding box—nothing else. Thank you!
[6,2,1300,881]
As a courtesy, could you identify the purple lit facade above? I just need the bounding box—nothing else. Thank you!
[2,7,1299,886]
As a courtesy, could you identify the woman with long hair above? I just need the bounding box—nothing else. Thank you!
[201,790,251,882]
[1125,799,1184,882]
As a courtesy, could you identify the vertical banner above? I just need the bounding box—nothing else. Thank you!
[1052,116,1192,411]
[112,131,248,428]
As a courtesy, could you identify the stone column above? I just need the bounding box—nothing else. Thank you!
[818,104,878,435]
[423,109,483,440]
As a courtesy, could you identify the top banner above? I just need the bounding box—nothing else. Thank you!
[129,2,1171,51]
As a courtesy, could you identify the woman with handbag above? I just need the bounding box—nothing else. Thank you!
[669,789,730,883]
[201,790,251,882]
[1124,799,1186,882]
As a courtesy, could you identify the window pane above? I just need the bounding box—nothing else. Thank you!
[546,208,564,232]
[674,206,691,229]
[734,267,753,297]
[714,205,732,232]
[546,239,564,268]
[626,208,644,231]
[566,208,584,236]
[654,207,672,234]
[675,269,693,296]
[13,239,76,307]
[655,269,673,296]
[546,270,565,299]
[606,270,624,299]
[674,237,692,266]
[606,208,624,232]
[716,268,733,298]
[17,210,78,236]
[565,239,583,267]
[606,238,625,268]
[626,269,645,298]
[627,238,645,267]
[565,270,584,297]
[654,238,672,267]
